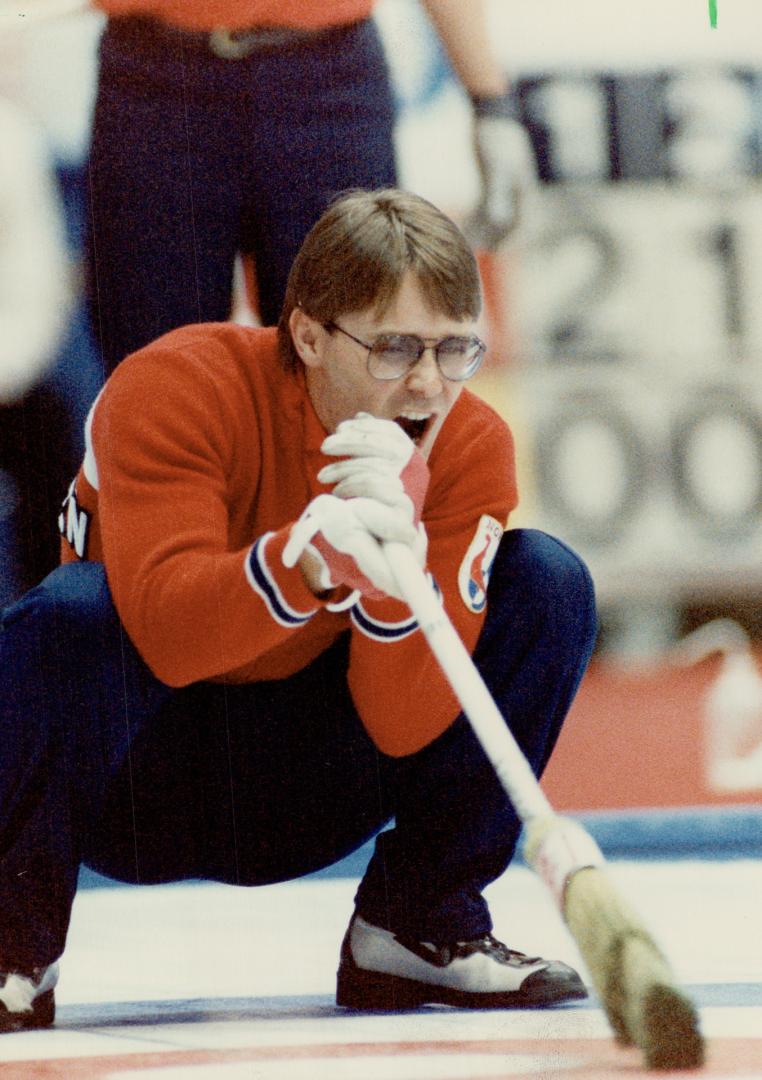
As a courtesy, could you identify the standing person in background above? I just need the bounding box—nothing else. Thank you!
[86,0,534,374]
[0,96,73,604]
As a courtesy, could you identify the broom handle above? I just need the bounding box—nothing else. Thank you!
[384,541,553,823]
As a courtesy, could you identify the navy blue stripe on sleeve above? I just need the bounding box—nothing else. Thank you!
[350,601,419,642]
[350,574,443,642]
[245,534,317,628]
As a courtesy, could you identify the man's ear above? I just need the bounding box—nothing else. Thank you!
[289,307,324,369]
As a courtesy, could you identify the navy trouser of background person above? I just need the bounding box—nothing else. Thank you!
[0,529,596,973]
[86,16,397,375]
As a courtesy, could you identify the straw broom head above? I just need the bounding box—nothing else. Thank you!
[524,815,705,1071]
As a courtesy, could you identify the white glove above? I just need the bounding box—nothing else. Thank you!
[467,97,537,249]
[283,493,427,602]
[319,413,430,524]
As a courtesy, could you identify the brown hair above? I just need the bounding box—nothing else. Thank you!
[277,188,482,371]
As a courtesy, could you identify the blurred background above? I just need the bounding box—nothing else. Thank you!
[2,0,761,850]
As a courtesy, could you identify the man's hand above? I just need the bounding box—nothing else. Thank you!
[467,95,537,249]
[319,413,430,524]
[283,494,427,602]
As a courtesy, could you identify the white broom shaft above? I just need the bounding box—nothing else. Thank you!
[385,541,553,823]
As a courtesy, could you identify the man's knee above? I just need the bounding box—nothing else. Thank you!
[497,528,593,594]
[2,562,115,639]
[489,528,597,646]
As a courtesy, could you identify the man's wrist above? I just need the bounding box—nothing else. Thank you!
[469,90,519,122]
[299,545,336,598]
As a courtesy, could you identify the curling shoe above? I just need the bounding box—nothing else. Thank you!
[336,914,587,1010]
[0,962,58,1032]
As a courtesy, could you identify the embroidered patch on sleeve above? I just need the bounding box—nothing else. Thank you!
[58,479,90,559]
[457,514,503,613]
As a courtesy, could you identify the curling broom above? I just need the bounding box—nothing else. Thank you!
[383,540,705,1071]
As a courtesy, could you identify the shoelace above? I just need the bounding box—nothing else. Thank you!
[396,931,542,969]
[466,934,543,967]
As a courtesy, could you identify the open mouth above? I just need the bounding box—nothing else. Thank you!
[394,413,432,445]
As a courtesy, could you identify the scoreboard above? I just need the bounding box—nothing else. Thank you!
[517,69,762,185]
[507,67,762,616]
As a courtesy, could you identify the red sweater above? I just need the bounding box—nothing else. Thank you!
[61,324,517,755]
[92,0,375,32]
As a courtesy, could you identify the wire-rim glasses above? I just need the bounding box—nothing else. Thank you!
[324,322,486,382]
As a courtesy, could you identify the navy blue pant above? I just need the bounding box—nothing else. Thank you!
[0,531,596,972]
[86,16,397,375]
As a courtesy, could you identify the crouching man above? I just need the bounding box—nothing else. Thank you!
[0,188,596,1030]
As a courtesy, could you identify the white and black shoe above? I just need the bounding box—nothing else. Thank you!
[0,963,58,1033]
[336,914,587,1010]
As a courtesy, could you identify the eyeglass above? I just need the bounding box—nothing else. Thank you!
[324,322,486,382]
